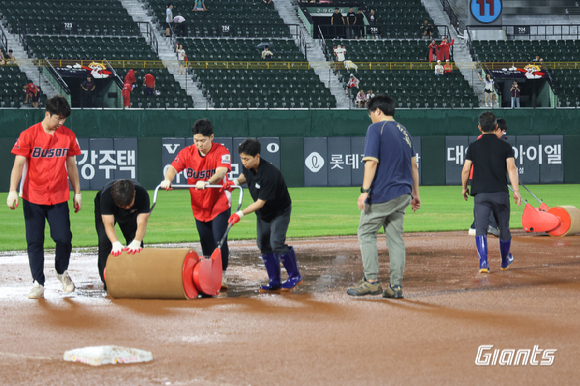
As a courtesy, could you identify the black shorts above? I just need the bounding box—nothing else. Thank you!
[484,89,493,94]
[29,93,39,102]
[166,22,172,29]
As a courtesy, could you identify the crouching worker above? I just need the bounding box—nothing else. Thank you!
[95,179,151,290]
[222,138,302,292]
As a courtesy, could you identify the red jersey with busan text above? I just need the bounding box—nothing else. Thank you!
[171,142,232,221]
[11,122,81,205]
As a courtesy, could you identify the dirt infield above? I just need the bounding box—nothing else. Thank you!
[0,231,579,385]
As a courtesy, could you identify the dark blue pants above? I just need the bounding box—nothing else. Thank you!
[195,208,231,271]
[474,192,511,240]
[23,199,72,285]
[256,205,292,255]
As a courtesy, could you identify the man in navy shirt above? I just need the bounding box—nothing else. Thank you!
[222,138,301,292]
[462,111,522,273]
[347,95,421,299]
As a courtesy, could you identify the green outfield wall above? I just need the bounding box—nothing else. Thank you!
[1,109,579,190]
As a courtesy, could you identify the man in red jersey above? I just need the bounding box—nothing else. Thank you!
[7,95,82,299]
[23,83,40,108]
[143,73,156,96]
[160,119,233,290]
[122,81,132,108]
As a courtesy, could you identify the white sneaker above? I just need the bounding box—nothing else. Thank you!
[28,281,44,299]
[56,270,75,293]
[220,271,229,291]
[468,228,476,236]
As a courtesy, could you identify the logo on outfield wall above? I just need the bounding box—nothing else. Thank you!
[305,152,325,173]
[475,345,556,366]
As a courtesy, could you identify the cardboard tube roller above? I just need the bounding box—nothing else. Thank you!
[548,206,580,237]
[105,248,200,299]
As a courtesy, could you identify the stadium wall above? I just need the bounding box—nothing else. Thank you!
[1,109,579,191]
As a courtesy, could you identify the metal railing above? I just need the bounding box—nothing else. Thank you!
[0,23,8,53]
[43,58,71,95]
[104,59,124,89]
[439,0,464,34]
[16,58,580,71]
[16,19,144,37]
[161,22,302,39]
[318,24,450,40]
[467,25,580,40]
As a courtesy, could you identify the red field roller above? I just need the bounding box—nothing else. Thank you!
[105,184,243,299]
[512,184,580,237]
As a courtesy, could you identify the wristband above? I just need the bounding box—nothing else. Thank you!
[233,179,240,185]
[74,193,82,197]
[236,210,244,219]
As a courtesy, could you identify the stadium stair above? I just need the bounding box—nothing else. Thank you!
[1,31,59,102]
[273,0,350,108]
[421,0,486,107]
[120,0,206,107]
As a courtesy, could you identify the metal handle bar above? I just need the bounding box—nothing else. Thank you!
[507,184,528,204]
[150,184,243,213]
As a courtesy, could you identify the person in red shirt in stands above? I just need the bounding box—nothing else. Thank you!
[23,83,40,108]
[437,36,454,62]
[124,69,136,86]
[143,73,156,96]
[122,82,133,108]
[7,95,82,299]
[160,119,233,290]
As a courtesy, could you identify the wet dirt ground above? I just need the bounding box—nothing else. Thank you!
[0,231,579,385]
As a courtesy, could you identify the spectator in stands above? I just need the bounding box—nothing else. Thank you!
[437,36,454,62]
[122,81,133,108]
[261,45,274,61]
[81,75,96,107]
[532,55,543,63]
[428,39,437,63]
[125,69,136,87]
[331,8,345,39]
[420,20,433,39]
[434,60,444,76]
[346,7,356,39]
[23,83,40,108]
[366,89,375,108]
[355,89,366,108]
[510,81,521,108]
[368,9,378,39]
[193,0,207,11]
[174,14,186,37]
[166,3,174,37]
[346,73,359,97]
[8,49,15,64]
[176,44,186,75]
[355,9,364,39]
[143,73,156,97]
[478,72,495,108]
[444,59,453,75]
[334,44,347,62]
[0,50,5,65]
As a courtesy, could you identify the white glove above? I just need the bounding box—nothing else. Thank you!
[7,191,18,209]
[160,179,172,190]
[124,240,143,255]
[73,193,82,213]
[196,180,208,190]
[111,241,124,257]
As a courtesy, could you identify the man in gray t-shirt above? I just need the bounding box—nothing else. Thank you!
[165,3,173,37]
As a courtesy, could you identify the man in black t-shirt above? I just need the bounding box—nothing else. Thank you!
[346,7,356,39]
[355,9,364,39]
[461,112,522,273]
[94,179,151,288]
[331,8,345,39]
[81,75,96,107]
[221,138,301,292]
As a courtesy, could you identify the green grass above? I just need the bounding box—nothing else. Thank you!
[1,185,579,252]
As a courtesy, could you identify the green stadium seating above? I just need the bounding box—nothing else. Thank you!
[338,69,479,108]
[0,64,34,107]
[195,69,336,108]
[180,38,305,62]
[363,0,438,39]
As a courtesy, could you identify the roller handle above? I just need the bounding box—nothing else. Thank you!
[150,184,244,214]
[520,182,543,205]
